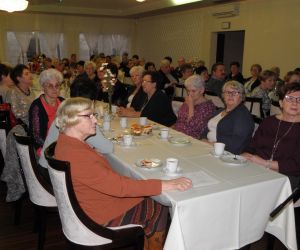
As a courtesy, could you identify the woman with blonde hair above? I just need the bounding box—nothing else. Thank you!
[54,97,192,249]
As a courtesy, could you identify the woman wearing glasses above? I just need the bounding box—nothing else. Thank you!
[54,97,192,249]
[117,71,177,127]
[29,69,64,156]
[243,82,300,179]
[205,80,254,154]
[243,82,300,244]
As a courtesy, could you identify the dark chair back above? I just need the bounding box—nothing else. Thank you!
[245,97,264,118]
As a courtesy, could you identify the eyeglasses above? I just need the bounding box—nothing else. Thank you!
[77,113,98,119]
[284,95,300,104]
[223,91,240,96]
[45,84,60,90]
[143,80,153,84]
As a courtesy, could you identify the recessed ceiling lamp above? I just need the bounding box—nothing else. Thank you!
[172,0,202,5]
[0,0,28,13]
[136,0,146,2]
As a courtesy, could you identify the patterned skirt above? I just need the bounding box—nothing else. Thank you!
[103,197,168,237]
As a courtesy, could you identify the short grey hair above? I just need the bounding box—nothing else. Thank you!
[84,61,96,70]
[222,80,246,102]
[56,97,94,133]
[184,75,205,90]
[39,68,63,87]
[130,66,144,76]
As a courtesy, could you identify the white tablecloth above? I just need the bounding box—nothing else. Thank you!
[103,117,297,250]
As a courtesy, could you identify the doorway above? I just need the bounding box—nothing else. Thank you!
[213,30,245,73]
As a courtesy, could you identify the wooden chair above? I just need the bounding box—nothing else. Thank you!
[175,83,186,97]
[244,97,264,118]
[270,100,282,116]
[204,90,225,108]
[45,142,145,249]
[14,133,57,250]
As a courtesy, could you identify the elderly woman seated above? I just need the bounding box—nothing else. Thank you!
[53,97,192,249]
[126,65,147,110]
[242,82,300,243]
[29,69,64,156]
[117,71,177,127]
[205,80,254,154]
[242,82,300,184]
[247,70,276,117]
[6,64,36,126]
[174,75,215,139]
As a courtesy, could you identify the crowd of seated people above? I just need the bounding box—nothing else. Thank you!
[1,51,300,248]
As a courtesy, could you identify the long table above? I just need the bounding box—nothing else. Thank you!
[102,117,297,250]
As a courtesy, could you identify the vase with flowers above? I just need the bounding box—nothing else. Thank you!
[100,63,116,114]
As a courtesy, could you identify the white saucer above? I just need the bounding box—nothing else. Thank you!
[209,150,231,158]
[220,155,248,166]
[157,134,172,140]
[162,167,183,176]
[119,141,137,148]
[168,137,191,146]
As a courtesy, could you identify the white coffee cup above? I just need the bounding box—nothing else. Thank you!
[139,117,147,126]
[120,117,127,129]
[111,105,118,114]
[103,121,110,131]
[214,142,225,156]
[160,128,169,139]
[166,158,179,173]
[123,134,133,146]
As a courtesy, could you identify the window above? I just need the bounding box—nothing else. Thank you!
[6,31,65,66]
[79,33,130,61]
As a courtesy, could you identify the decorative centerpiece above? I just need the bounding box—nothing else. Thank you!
[100,63,116,114]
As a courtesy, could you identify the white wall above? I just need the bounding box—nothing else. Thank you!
[134,0,300,77]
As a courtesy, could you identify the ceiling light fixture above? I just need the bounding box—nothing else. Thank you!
[136,0,146,2]
[0,0,28,13]
[172,0,202,6]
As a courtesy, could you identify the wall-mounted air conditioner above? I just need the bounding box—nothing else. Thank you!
[212,4,239,18]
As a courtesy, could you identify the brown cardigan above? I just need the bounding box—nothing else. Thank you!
[55,134,162,224]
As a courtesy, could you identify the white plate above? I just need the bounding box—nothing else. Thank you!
[135,158,162,169]
[168,137,191,145]
[119,141,137,148]
[209,150,231,158]
[162,167,183,176]
[220,155,248,166]
[157,134,172,140]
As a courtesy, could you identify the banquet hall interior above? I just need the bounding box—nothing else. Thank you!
[0,0,299,249]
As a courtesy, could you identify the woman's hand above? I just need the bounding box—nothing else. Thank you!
[162,177,193,191]
[241,153,278,171]
[185,95,194,120]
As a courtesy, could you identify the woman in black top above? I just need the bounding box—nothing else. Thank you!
[117,71,177,127]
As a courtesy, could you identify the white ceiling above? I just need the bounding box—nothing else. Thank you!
[27,0,239,18]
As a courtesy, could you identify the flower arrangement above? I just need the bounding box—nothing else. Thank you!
[100,63,116,114]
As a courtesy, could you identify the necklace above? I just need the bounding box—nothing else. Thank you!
[17,85,30,96]
[270,119,294,161]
